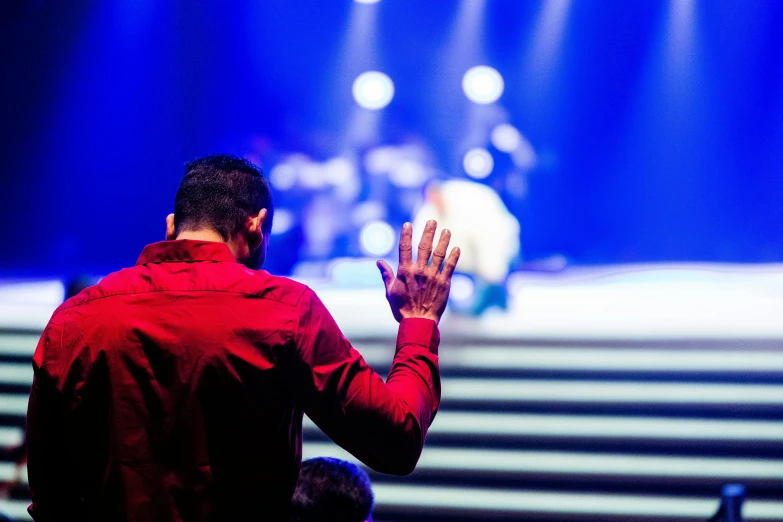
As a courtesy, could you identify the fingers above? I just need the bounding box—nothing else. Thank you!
[377,260,394,291]
[399,223,413,266]
[417,220,437,268]
[441,247,461,279]
[430,228,451,273]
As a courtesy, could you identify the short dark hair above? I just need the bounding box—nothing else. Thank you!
[174,154,274,240]
[292,457,374,522]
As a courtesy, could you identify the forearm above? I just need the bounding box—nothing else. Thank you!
[304,348,440,474]
[354,318,440,474]
[385,318,441,439]
[294,290,441,475]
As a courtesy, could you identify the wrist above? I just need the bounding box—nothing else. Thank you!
[399,310,440,324]
[397,316,441,354]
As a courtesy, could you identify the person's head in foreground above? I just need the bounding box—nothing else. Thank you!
[166,154,274,269]
[292,457,374,522]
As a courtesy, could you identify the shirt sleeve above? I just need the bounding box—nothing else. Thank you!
[289,288,441,476]
[26,321,82,521]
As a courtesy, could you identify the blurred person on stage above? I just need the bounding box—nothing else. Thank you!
[25,155,460,522]
[414,179,519,315]
[292,457,374,522]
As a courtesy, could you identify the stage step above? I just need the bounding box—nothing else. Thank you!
[1,328,783,521]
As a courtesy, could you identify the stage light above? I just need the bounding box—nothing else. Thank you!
[450,274,476,307]
[298,161,327,189]
[463,148,494,179]
[360,221,396,256]
[354,0,381,3]
[352,201,386,226]
[269,163,297,191]
[491,124,522,152]
[462,66,504,104]
[365,146,397,175]
[389,159,428,188]
[270,209,294,235]
[667,0,696,73]
[329,259,385,287]
[353,71,394,110]
[323,157,355,185]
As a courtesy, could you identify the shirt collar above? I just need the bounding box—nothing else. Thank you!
[136,240,236,265]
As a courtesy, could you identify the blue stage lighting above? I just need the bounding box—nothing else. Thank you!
[462,66,504,104]
[354,0,381,3]
[353,71,394,110]
[360,221,396,256]
[463,148,494,179]
[269,163,297,191]
[270,209,294,235]
[450,274,476,308]
[491,124,522,153]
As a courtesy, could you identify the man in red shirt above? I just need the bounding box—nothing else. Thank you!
[26,155,460,521]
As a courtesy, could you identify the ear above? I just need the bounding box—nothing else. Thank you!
[246,209,268,246]
[165,213,176,240]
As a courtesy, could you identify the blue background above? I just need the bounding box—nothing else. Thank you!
[1,0,782,277]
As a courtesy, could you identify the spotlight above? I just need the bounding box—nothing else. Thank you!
[491,124,522,152]
[323,157,355,185]
[365,146,397,175]
[269,163,297,191]
[271,209,294,235]
[354,0,381,3]
[463,148,494,179]
[389,160,428,188]
[360,221,396,256]
[351,201,386,227]
[462,65,504,104]
[449,274,476,308]
[353,71,394,110]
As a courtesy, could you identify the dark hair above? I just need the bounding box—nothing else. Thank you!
[174,154,274,240]
[292,457,374,522]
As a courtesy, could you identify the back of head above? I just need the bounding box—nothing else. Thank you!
[175,154,274,240]
[292,457,374,522]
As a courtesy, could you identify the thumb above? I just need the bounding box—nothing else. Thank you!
[377,260,394,290]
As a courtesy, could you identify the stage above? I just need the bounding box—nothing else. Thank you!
[5,263,783,340]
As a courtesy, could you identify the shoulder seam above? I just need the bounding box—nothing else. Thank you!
[292,284,311,308]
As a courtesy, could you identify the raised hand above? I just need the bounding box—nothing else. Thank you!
[377,220,460,324]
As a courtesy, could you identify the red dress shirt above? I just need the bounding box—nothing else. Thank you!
[26,240,441,522]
